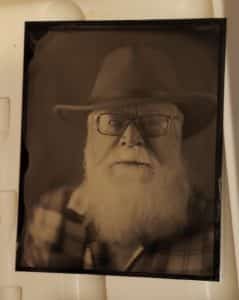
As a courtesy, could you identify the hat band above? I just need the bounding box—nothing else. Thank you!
[54,93,216,112]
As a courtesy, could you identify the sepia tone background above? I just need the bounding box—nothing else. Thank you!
[21,22,221,211]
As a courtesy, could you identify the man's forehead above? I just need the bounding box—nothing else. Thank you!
[90,102,183,117]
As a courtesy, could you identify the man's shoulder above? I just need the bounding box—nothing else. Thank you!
[22,186,89,268]
[36,185,86,218]
[38,186,75,213]
[29,187,72,231]
[188,188,214,229]
[27,186,87,243]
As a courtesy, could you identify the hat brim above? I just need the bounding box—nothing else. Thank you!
[54,93,217,138]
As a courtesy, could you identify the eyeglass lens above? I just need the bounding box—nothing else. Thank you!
[97,113,169,137]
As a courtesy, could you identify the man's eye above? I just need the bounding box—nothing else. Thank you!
[159,119,168,129]
[109,119,124,129]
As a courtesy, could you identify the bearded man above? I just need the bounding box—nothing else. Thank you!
[22,45,215,277]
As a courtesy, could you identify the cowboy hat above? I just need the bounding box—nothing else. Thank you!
[54,44,217,138]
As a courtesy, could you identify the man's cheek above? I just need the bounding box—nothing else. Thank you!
[91,134,118,165]
[150,138,180,163]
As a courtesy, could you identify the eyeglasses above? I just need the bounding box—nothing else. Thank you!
[96,113,180,137]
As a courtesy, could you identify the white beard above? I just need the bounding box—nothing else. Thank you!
[76,153,191,246]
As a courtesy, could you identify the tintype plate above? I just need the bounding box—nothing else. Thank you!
[16,19,226,281]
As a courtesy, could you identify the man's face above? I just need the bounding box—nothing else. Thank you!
[85,102,184,184]
[82,102,189,243]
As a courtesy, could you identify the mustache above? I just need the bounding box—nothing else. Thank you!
[112,160,153,167]
[92,144,160,168]
[102,149,156,168]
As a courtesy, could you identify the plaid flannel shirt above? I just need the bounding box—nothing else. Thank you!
[22,186,215,277]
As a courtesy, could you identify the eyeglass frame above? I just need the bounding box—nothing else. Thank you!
[96,112,181,137]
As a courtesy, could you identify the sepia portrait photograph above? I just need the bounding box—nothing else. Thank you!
[16,19,226,280]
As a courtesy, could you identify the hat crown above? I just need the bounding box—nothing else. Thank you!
[91,45,180,102]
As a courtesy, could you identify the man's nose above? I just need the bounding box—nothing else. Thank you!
[119,123,144,147]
